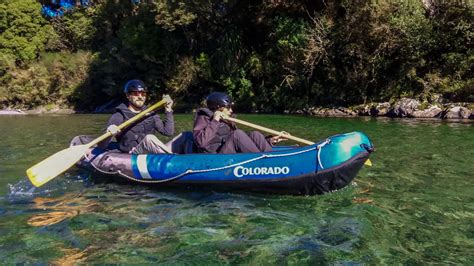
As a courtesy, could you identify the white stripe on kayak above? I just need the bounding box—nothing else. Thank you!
[137,155,152,179]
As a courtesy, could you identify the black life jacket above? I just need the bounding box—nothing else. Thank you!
[195,108,234,153]
[115,105,156,153]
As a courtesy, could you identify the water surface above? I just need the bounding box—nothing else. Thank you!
[0,114,472,264]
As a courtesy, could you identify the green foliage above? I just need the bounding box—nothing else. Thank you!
[0,0,53,64]
[166,56,199,94]
[222,69,254,111]
[428,3,473,101]
[153,1,197,31]
[418,101,430,110]
[0,0,472,110]
[0,51,94,108]
[50,9,97,50]
[195,53,212,80]
[274,16,309,51]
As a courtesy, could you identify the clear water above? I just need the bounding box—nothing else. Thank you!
[0,114,472,264]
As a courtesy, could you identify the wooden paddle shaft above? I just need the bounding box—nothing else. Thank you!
[88,99,167,147]
[26,99,168,187]
[225,117,315,145]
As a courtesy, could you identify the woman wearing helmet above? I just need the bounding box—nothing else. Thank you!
[100,79,175,154]
[193,92,282,154]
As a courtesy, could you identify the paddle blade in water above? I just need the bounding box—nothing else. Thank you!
[364,159,373,166]
[26,145,90,187]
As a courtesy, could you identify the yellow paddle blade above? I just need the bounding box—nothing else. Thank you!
[26,144,90,187]
[364,159,373,167]
[25,99,167,188]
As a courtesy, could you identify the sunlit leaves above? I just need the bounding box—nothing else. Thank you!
[0,0,51,63]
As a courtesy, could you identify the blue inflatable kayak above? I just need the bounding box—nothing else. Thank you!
[78,131,374,195]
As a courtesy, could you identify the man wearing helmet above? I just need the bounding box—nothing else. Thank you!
[101,79,174,154]
[193,92,283,154]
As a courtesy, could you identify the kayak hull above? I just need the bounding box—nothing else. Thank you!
[78,131,373,195]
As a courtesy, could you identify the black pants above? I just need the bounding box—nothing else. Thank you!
[219,130,272,153]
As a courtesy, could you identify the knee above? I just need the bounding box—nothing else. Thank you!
[248,131,265,139]
[70,136,82,146]
[144,134,159,143]
[70,135,93,146]
[232,129,247,139]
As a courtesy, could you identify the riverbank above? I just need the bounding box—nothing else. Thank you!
[294,98,473,120]
[1,97,473,119]
[0,107,75,115]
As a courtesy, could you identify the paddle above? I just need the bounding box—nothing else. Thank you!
[26,99,167,187]
[224,116,372,166]
[224,116,315,145]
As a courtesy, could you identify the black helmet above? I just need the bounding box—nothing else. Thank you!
[124,79,147,94]
[206,92,233,110]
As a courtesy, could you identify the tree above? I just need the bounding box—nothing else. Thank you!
[0,0,54,64]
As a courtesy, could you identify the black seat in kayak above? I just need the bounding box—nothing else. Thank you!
[166,131,195,154]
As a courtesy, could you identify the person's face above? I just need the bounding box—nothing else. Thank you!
[221,105,233,116]
[127,91,147,109]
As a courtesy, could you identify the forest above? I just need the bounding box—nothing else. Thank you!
[0,0,472,112]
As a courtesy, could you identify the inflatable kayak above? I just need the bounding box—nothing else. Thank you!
[77,131,374,195]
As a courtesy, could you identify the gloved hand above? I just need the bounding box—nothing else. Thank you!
[163,94,173,112]
[107,124,121,136]
[213,110,228,122]
[268,131,289,145]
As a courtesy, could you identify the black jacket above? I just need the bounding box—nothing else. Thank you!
[104,103,174,152]
[193,108,235,153]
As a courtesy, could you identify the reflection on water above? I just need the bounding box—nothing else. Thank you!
[0,115,473,263]
[28,193,102,227]
[52,246,98,265]
[25,193,103,265]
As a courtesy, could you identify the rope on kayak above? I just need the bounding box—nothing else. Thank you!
[116,146,319,184]
[317,139,331,169]
[88,140,330,184]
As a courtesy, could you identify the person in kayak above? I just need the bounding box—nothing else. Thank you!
[100,79,174,154]
[193,92,284,153]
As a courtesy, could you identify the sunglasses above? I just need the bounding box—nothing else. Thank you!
[128,91,147,97]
